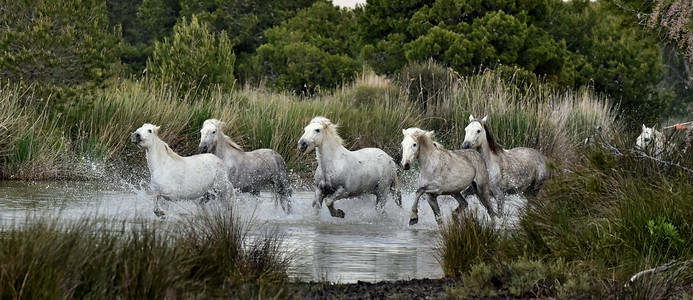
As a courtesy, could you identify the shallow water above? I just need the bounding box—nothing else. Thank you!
[0,180,525,283]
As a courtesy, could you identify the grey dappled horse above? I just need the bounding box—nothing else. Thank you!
[461,115,549,213]
[401,128,496,225]
[199,119,292,213]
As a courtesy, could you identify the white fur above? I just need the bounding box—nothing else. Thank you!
[199,119,292,213]
[461,115,549,213]
[401,128,495,225]
[297,117,401,218]
[131,123,232,217]
[635,124,672,158]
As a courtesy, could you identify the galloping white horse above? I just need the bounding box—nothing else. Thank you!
[131,123,232,217]
[401,128,496,225]
[297,116,401,218]
[461,115,549,213]
[635,124,674,158]
[199,119,292,213]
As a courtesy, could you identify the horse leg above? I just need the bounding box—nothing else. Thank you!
[324,187,348,218]
[390,177,402,208]
[426,194,443,225]
[409,188,426,225]
[273,176,293,214]
[410,184,442,225]
[492,186,506,216]
[451,192,469,215]
[312,188,325,214]
[153,194,165,218]
[473,181,496,218]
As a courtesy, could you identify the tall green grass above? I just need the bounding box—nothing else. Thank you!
[441,133,693,297]
[1,67,615,181]
[0,210,289,298]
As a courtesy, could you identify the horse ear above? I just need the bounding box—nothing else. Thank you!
[426,130,435,138]
[642,124,647,131]
[482,116,488,123]
[153,125,161,134]
[402,129,408,136]
[469,114,475,122]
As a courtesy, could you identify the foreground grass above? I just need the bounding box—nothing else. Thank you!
[0,209,290,298]
[440,138,693,298]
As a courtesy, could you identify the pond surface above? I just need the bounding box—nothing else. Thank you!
[0,180,524,283]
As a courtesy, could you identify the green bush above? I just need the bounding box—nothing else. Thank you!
[396,59,455,112]
[147,15,236,96]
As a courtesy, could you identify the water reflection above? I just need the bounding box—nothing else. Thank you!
[0,180,450,282]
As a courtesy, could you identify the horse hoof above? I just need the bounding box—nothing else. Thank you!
[334,209,345,218]
[409,218,418,225]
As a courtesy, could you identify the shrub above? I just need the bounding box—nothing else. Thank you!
[147,15,236,96]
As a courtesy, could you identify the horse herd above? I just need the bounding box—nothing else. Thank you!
[131,115,550,224]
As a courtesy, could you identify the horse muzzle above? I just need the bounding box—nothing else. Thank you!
[402,161,411,170]
[298,140,309,153]
[460,141,471,149]
[131,132,142,145]
[198,144,210,153]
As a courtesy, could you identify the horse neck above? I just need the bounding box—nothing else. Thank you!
[315,135,350,169]
[416,136,440,167]
[146,137,181,172]
[215,134,245,161]
[478,133,502,166]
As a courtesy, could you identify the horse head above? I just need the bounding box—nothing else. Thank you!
[199,119,224,153]
[131,123,161,149]
[298,116,342,153]
[461,115,488,150]
[636,124,664,153]
[401,128,433,170]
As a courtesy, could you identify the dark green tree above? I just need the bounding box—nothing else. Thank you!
[0,0,122,95]
[147,15,236,94]
[247,1,361,93]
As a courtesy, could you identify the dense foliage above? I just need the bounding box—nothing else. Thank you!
[2,0,687,123]
[147,15,236,94]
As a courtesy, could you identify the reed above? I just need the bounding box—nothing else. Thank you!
[0,209,288,298]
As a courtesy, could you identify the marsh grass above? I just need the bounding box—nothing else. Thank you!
[0,209,289,298]
[1,67,615,180]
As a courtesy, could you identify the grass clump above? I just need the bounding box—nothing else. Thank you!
[0,209,289,298]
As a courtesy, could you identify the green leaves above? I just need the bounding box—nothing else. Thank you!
[147,15,236,95]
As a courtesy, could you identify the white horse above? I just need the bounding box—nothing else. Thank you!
[401,128,496,225]
[635,124,674,158]
[461,115,549,213]
[297,116,401,218]
[199,119,292,213]
[131,123,232,217]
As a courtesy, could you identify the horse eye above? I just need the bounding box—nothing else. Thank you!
[413,143,417,147]
[315,129,321,133]
[644,138,650,142]
[148,129,152,133]
[476,130,481,133]
[212,130,216,134]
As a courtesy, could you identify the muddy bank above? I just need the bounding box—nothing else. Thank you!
[288,277,458,299]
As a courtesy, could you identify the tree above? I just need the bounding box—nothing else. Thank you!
[147,15,236,94]
[0,0,122,94]
[246,2,361,93]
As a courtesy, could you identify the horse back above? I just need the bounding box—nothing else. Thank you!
[503,147,549,184]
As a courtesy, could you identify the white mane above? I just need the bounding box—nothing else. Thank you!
[310,116,344,146]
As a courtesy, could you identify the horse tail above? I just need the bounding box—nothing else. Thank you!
[272,152,293,213]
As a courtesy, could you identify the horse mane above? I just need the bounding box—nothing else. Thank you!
[163,143,184,161]
[481,122,503,155]
[311,116,344,146]
[220,134,243,151]
[406,128,443,150]
[204,118,243,151]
